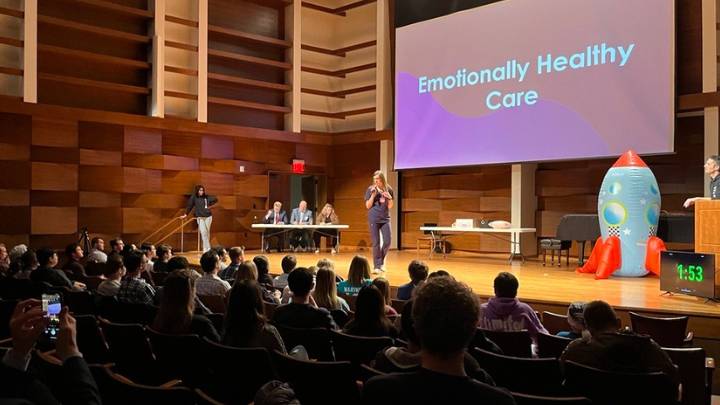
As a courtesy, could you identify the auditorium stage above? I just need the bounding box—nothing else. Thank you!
[178,250,720,324]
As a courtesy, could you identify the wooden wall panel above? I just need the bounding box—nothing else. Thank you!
[31,207,77,234]
[0,143,30,160]
[79,149,122,166]
[32,118,78,147]
[79,192,121,208]
[31,162,78,191]
[124,127,162,154]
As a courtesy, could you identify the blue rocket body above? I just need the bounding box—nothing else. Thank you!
[597,155,661,277]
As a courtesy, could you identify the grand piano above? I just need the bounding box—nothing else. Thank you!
[557,213,694,265]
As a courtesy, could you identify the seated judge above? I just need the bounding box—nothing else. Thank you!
[290,200,313,252]
[684,155,720,207]
[263,201,288,252]
[314,203,340,254]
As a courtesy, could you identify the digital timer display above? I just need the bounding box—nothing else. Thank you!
[660,251,716,299]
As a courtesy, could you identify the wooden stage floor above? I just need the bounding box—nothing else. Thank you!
[178,249,720,320]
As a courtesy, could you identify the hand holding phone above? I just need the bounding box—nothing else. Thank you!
[9,299,47,356]
[42,294,62,341]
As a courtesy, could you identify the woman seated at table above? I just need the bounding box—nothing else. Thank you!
[314,203,340,254]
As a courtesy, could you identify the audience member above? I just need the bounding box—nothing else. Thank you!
[62,243,86,279]
[153,244,172,273]
[272,267,337,330]
[31,247,74,290]
[479,272,547,341]
[196,250,231,296]
[117,252,156,305]
[0,299,101,404]
[560,300,678,384]
[121,243,138,258]
[109,238,124,255]
[223,280,286,353]
[372,299,495,383]
[0,243,8,275]
[86,237,107,263]
[141,243,156,272]
[273,254,296,289]
[235,261,280,304]
[372,277,398,316]
[97,255,125,297]
[313,267,350,312]
[166,255,189,272]
[316,257,335,271]
[343,285,398,338]
[363,276,515,405]
[8,244,27,264]
[152,270,220,342]
[337,255,372,296]
[11,249,38,280]
[557,302,586,339]
[428,270,451,279]
[219,246,244,280]
[214,246,228,270]
[397,260,428,300]
[253,255,275,287]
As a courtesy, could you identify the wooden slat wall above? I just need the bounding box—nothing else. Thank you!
[0,109,329,250]
[400,165,512,253]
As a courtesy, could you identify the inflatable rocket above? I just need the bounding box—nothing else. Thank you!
[578,151,667,279]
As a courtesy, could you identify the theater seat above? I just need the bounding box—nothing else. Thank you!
[481,328,532,357]
[541,311,570,335]
[99,320,166,385]
[536,332,573,359]
[629,312,692,347]
[89,364,195,405]
[663,347,714,405]
[511,392,591,405]
[274,324,335,361]
[330,330,393,366]
[471,347,564,396]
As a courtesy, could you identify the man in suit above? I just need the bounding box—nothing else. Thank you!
[264,201,288,252]
[289,200,313,252]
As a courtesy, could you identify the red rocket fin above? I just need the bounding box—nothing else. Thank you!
[645,236,667,276]
[577,236,604,274]
[595,236,621,279]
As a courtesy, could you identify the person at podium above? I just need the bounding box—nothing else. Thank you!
[263,201,288,252]
[683,155,720,208]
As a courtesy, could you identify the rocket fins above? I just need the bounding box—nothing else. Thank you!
[644,236,667,276]
[595,236,621,279]
[577,236,604,274]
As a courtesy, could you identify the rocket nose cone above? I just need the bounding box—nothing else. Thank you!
[612,150,648,168]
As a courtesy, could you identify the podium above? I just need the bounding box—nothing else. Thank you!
[694,200,720,255]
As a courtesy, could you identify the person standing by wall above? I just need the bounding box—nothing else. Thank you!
[181,184,217,253]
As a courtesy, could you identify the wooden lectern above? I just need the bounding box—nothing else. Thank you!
[694,200,720,256]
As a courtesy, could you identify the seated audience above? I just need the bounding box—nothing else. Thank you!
[109,238,125,255]
[273,254,296,289]
[8,244,27,264]
[97,255,125,297]
[31,247,74,290]
[272,267,337,330]
[117,252,156,305]
[86,237,107,263]
[167,255,189,272]
[313,267,350,312]
[557,302,586,339]
[0,243,8,275]
[397,260,429,300]
[428,270,451,279]
[236,261,280,304]
[337,255,372,296]
[223,280,286,353]
[152,269,220,342]
[343,285,398,338]
[0,299,101,404]
[560,300,678,384]
[62,243,86,279]
[253,255,275,287]
[219,246,244,280]
[372,277,398,316]
[196,250,231,296]
[10,249,37,280]
[214,246,228,270]
[153,244,172,273]
[480,272,547,341]
[140,242,156,272]
[363,276,515,405]
[372,299,495,383]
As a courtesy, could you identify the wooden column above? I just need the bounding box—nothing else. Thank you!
[197,0,208,123]
[285,0,302,132]
[23,0,37,103]
[375,0,392,131]
[511,163,537,256]
[150,0,165,117]
[703,0,718,196]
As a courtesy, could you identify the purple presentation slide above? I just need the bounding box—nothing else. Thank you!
[395,0,675,170]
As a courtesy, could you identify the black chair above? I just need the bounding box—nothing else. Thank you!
[201,338,277,404]
[0,299,18,339]
[89,364,196,405]
[74,314,111,364]
[0,278,41,300]
[471,347,564,396]
[103,302,158,325]
[271,350,360,405]
[539,238,571,266]
[416,222,447,259]
[205,312,224,335]
[145,327,206,387]
[99,320,165,385]
[482,329,532,357]
[542,311,570,335]
[663,347,714,405]
[358,364,386,383]
[64,290,96,315]
[274,324,335,361]
[390,299,407,314]
[536,332,573,359]
[512,392,592,405]
[629,312,692,347]
[330,330,393,365]
[563,360,679,405]
[471,328,504,354]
